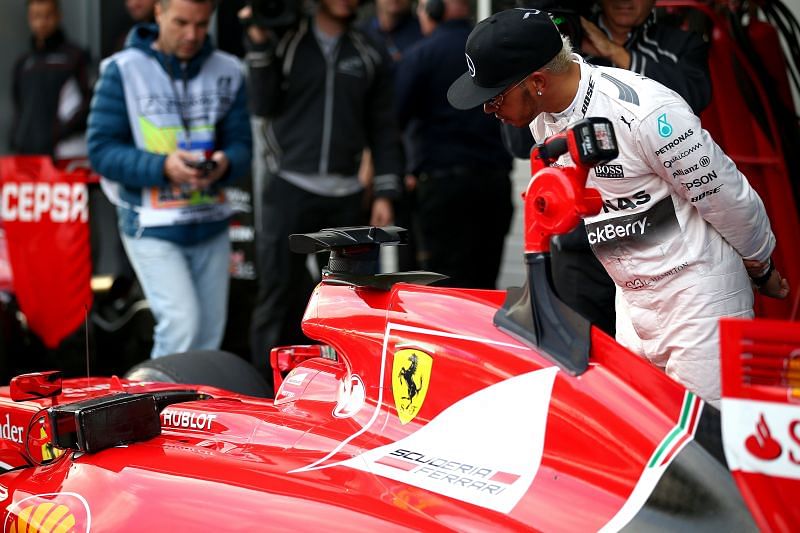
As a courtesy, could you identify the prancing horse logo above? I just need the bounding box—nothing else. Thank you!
[392,348,433,424]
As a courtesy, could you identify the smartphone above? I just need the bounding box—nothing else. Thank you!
[185,159,218,172]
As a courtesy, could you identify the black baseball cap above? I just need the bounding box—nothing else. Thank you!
[447,8,563,110]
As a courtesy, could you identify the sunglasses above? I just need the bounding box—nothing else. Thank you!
[484,76,529,110]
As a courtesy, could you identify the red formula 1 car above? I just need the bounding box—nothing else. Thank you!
[0,119,795,532]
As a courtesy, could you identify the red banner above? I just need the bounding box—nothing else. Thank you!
[0,156,93,348]
[720,318,800,532]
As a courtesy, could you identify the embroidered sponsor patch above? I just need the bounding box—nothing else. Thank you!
[594,164,625,178]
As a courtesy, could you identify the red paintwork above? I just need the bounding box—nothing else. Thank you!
[0,229,780,524]
[659,0,800,321]
[0,156,94,348]
[0,3,796,529]
[720,318,800,532]
[0,276,699,531]
[0,222,12,295]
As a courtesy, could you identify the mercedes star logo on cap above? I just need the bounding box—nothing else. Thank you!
[466,54,476,77]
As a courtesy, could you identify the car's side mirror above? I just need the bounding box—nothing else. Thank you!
[10,371,62,402]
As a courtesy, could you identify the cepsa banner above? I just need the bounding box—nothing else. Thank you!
[0,156,94,348]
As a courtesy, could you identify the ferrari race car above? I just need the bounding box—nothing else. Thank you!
[0,118,796,532]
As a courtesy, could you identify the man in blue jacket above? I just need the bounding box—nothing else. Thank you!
[87,0,252,358]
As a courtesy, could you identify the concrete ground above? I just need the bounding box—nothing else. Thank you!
[496,158,531,290]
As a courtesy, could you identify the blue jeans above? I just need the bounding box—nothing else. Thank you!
[122,230,230,358]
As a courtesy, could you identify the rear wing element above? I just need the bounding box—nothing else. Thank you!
[719,318,800,532]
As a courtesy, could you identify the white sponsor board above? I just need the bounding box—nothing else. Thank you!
[721,397,800,479]
[340,367,558,513]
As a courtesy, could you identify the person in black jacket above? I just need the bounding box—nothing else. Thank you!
[242,0,405,370]
[581,0,711,113]
[10,0,91,158]
[503,0,711,154]
[394,0,513,288]
[361,0,423,63]
[500,0,712,336]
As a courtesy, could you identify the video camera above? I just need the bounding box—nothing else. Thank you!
[517,0,594,46]
[248,0,303,29]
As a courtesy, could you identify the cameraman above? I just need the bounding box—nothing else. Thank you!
[241,0,404,368]
[581,0,711,114]
[505,0,711,152]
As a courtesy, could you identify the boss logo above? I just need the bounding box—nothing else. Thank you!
[594,164,624,178]
[581,79,595,116]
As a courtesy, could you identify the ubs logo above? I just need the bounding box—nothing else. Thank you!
[392,349,433,424]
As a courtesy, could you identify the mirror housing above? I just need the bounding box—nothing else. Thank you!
[10,371,63,402]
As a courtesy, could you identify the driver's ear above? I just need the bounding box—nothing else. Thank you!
[530,72,547,92]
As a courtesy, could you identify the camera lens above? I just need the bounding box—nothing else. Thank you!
[251,0,288,18]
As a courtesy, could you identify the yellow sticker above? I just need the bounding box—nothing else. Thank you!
[392,349,433,424]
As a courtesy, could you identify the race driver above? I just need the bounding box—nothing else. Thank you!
[447,8,790,407]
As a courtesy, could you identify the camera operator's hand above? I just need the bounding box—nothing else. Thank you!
[238,5,273,45]
[580,17,631,70]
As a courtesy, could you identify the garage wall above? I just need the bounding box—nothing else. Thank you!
[0,0,232,156]
[0,0,107,156]
[0,1,38,155]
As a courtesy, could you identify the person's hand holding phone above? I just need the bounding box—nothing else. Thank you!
[165,150,229,191]
[195,151,229,189]
[165,149,205,190]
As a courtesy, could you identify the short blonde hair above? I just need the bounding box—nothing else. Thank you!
[541,35,574,74]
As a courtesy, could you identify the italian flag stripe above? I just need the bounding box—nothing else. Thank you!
[648,392,701,468]
[599,392,704,533]
[659,397,703,467]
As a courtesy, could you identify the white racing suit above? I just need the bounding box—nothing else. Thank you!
[531,59,775,406]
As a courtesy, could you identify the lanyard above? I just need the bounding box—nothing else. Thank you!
[166,59,192,144]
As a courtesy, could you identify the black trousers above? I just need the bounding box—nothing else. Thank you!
[550,226,616,336]
[415,167,513,289]
[249,177,365,371]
